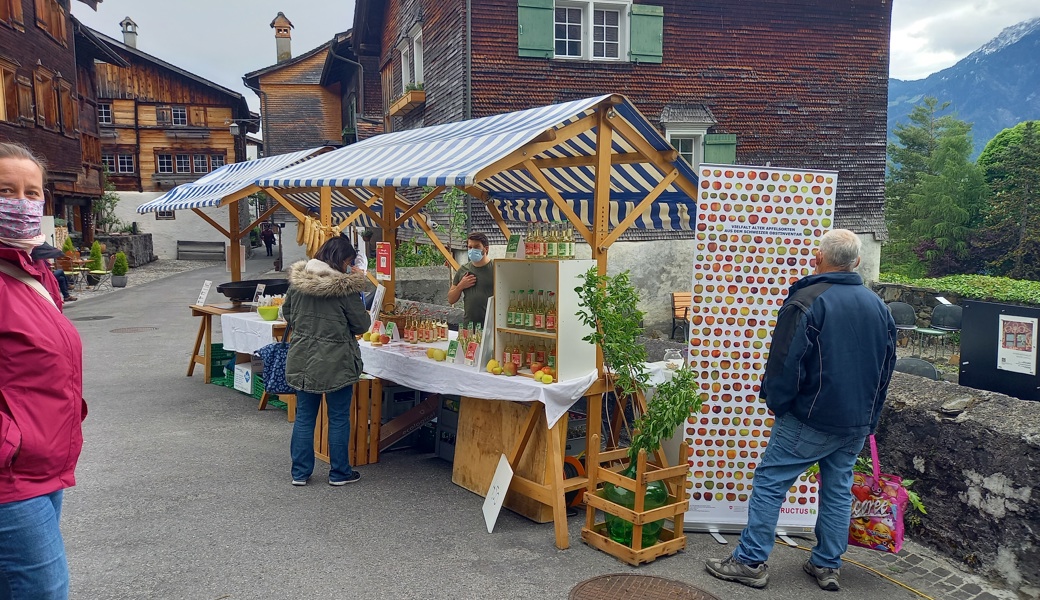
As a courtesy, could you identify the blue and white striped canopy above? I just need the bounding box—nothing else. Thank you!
[136,147,330,214]
[282,188,429,230]
[257,95,698,231]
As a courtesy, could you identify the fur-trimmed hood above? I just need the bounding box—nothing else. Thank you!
[288,259,366,297]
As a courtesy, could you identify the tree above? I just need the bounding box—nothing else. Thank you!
[93,169,123,234]
[974,121,1040,279]
[884,97,988,276]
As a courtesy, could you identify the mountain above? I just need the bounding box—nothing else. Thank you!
[888,17,1040,159]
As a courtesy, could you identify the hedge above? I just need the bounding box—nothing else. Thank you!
[878,274,1040,305]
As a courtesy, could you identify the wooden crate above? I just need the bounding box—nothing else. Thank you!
[314,377,383,467]
[581,434,691,566]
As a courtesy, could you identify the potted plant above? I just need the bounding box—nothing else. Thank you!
[111,251,129,287]
[61,236,76,254]
[574,268,704,564]
[85,241,103,286]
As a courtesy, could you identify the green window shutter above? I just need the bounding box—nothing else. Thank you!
[518,0,554,58]
[629,4,664,64]
[704,134,738,164]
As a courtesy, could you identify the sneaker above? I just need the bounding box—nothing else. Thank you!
[64,296,77,302]
[291,479,308,486]
[803,559,840,591]
[329,472,361,486]
[705,556,769,589]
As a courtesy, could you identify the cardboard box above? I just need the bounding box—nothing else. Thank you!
[234,364,254,394]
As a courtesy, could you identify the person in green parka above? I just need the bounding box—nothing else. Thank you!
[281,235,371,486]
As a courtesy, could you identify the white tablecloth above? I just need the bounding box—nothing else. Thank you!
[358,339,597,428]
[220,312,283,354]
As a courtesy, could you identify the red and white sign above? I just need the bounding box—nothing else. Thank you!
[683,164,838,532]
[375,242,392,281]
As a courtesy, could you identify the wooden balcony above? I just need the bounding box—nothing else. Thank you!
[387,89,426,118]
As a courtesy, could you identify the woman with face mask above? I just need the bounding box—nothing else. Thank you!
[447,232,494,327]
[0,142,87,599]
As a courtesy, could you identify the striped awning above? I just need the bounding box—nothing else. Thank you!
[257,95,698,231]
[136,147,331,214]
[280,188,430,230]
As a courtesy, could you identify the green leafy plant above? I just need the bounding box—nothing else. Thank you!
[406,81,425,92]
[61,236,75,253]
[395,239,444,267]
[86,241,103,271]
[879,273,1040,305]
[630,366,705,463]
[53,217,66,227]
[112,251,129,276]
[93,171,123,234]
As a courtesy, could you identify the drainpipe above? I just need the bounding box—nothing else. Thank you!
[465,0,472,119]
[243,79,269,155]
[329,45,365,125]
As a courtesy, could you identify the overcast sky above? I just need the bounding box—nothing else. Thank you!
[73,0,1040,111]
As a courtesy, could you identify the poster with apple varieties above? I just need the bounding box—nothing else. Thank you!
[683,164,838,531]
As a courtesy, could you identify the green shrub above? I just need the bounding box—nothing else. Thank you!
[87,241,103,271]
[112,251,129,276]
[879,273,1040,305]
[61,236,75,253]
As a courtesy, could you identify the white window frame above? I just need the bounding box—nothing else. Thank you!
[101,154,115,172]
[209,154,225,169]
[193,154,209,173]
[175,154,191,173]
[410,24,424,86]
[665,124,710,171]
[397,38,412,90]
[554,0,630,62]
[171,106,188,126]
[156,153,173,173]
[97,102,112,125]
[117,154,134,174]
[156,209,176,221]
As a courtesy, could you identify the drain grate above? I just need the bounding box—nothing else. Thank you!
[110,327,158,334]
[570,574,721,600]
[70,315,114,321]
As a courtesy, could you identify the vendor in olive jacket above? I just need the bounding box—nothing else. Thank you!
[281,236,370,486]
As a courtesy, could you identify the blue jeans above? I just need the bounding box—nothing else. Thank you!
[733,414,865,569]
[291,387,355,482]
[0,491,69,599]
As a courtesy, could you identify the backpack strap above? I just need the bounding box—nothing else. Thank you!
[0,259,58,310]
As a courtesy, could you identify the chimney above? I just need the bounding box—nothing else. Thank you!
[270,12,294,62]
[120,16,138,48]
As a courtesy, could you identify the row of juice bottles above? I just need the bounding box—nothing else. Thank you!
[457,322,484,346]
[502,334,557,370]
[506,289,557,331]
[403,315,449,344]
[524,222,576,259]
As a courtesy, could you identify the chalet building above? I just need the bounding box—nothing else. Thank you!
[89,18,257,194]
[0,0,125,246]
[242,13,383,157]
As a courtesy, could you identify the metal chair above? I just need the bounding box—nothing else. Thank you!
[89,254,117,291]
[915,304,962,359]
[887,301,918,350]
[894,357,941,381]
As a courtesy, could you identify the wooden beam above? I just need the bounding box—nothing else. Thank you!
[263,188,313,223]
[606,113,679,173]
[336,187,383,224]
[236,202,282,241]
[600,168,680,248]
[530,151,676,170]
[382,187,397,303]
[216,185,262,208]
[395,185,444,228]
[414,209,461,270]
[522,159,593,246]
[319,186,333,228]
[474,114,598,183]
[191,208,231,239]
[461,185,511,239]
[228,199,242,282]
[592,108,613,276]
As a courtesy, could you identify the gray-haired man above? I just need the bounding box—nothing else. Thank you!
[706,229,897,591]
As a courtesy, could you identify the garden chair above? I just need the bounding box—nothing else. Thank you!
[915,304,962,359]
[90,254,117,291]
[670,292,691,340]
[887,301,918,350]
[894,357,941,381]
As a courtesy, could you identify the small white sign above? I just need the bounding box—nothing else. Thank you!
[935,296,952,305]
[997,314,1038,376]
[368,284,386,328]
[234,363,253,393]
[252,283,266,310]
[482,454,514,533]
[197,280,212,306]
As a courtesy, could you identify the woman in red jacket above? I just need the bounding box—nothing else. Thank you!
[0,142,86,600]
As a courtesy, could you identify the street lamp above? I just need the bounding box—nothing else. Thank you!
[225,117,262,136]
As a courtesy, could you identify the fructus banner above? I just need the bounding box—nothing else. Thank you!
[683,164,838,533]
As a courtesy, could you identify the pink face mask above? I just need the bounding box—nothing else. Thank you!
[0,197,44,239]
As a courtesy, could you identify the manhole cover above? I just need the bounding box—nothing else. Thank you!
[110,327,158,334]
[70,315,114,321]
[570,574,720,600]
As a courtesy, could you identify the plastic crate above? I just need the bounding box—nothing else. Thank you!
[252,375,265,400]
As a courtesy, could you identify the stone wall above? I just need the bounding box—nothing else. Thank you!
[873,282,1040,327]
[94,234,156,267]
[878,373,1040,595]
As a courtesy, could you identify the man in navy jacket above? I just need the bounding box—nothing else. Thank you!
[706,229,897,591]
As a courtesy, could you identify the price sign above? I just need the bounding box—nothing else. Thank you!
[505,234,523,259]
[482,454,514,533]
[196,280,212,307]
[375,242,392,281]
[252,283,266,308]
[385,321,396,340]
[446,340,460,362]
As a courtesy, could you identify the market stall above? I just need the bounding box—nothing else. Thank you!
[253,94,700,549]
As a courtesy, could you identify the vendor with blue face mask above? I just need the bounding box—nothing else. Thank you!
[448,232,494,327]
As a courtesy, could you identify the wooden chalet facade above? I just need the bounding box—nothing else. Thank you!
[351,0,892,246]
[0,0,123,245]
[243,15,382,157]
[89,25,256,193]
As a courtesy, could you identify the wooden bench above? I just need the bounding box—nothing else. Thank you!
[176,240,226,261]
[671,292,691,340]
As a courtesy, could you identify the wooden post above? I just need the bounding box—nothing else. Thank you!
[382,186,397,303]
[228,199,242,282]
[320,186,333,228]
[592,107,613,277]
